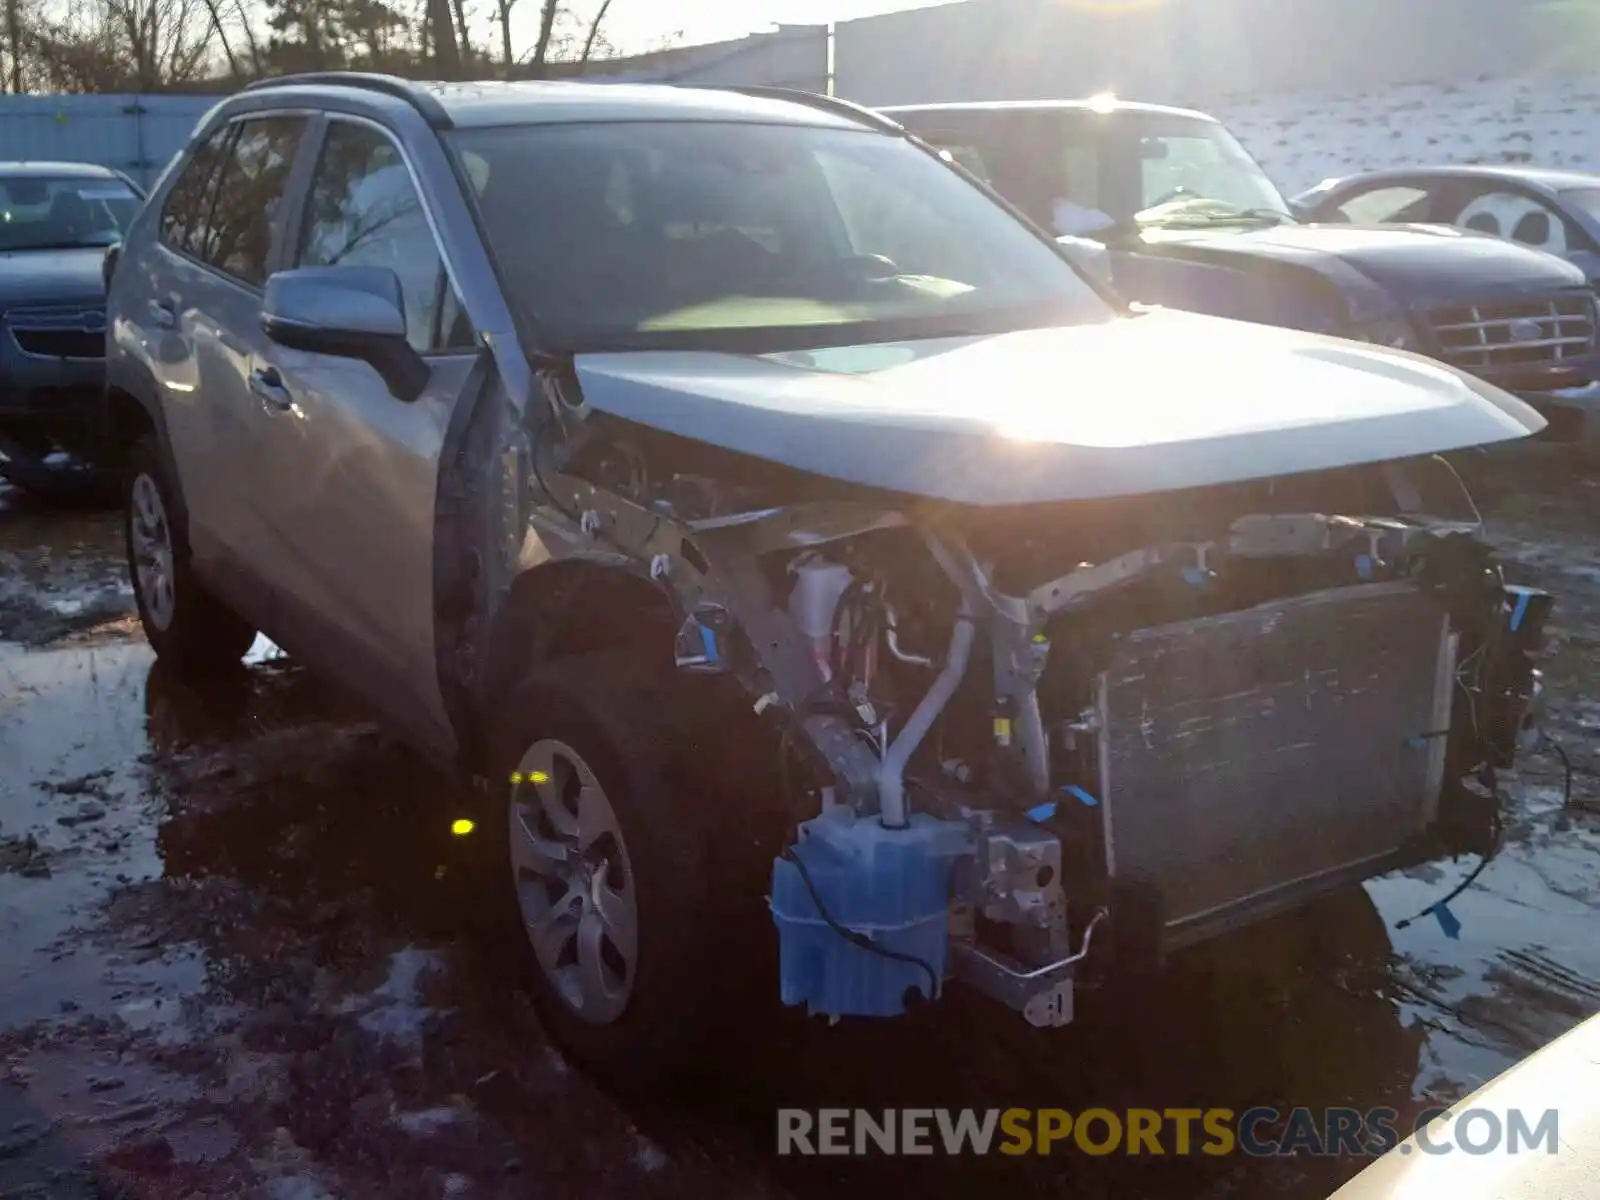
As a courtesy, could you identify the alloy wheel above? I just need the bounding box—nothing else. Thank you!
[130,473,176,632]
[509,738,640,1025]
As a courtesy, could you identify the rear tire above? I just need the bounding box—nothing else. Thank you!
[125,435,255,675]
[489,652,723,1081]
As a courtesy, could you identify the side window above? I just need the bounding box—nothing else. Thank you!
[199,116,306,286]
[159,125,233,257]
[1060,139,1102,210]
[1334,185,1433,225]
[295,121,473,353]
[1447,189,1569,256]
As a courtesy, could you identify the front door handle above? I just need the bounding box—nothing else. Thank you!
[249,364,295,414]
[148,299,176,330]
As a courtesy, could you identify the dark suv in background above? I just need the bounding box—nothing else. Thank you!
[0,161,142,496]
[885,99,1600,440]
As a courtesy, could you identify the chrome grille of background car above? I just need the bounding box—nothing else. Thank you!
[1429,295,1596,371]
[4,306,107,360]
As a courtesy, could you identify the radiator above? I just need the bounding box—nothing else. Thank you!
[1094,580,1456,949]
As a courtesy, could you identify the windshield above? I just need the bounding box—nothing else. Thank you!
[0,175,139,251]
[1122,116,1292,228]
[902,110,1293,237]
[448,121,1109,351]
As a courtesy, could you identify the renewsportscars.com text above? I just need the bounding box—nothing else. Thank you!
[776,1106,1560,1158]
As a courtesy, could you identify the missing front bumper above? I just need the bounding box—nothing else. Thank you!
[1090,580,1457,953]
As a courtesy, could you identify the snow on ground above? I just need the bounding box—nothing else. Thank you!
[1216,73,1600,197]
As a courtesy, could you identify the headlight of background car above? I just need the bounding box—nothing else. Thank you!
[1348,315,1423,351]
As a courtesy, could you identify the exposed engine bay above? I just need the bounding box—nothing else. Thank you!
[517,370,1552,1030]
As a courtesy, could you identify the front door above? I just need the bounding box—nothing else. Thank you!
[247,117,479,759]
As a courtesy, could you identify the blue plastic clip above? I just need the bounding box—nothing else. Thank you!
[700,625,719,663]
[1063,785,1100,809]
[1430,901,1462,940]
[1509,590,1531,634]
[1025,801,1058,823]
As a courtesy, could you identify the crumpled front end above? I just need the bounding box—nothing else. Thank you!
[520,365,1553,1031]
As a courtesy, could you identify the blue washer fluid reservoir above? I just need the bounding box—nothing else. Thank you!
[770,808,970,1020]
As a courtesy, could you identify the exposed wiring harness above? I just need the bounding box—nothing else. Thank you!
[1546,738,1600,814]
[779,840,941,1001]
[830,574,881,690]
[1395,766,1505,933]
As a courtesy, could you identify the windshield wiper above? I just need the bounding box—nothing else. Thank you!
[1136,200,1293,229]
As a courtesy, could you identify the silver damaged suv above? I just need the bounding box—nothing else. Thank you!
[106,73,1554,1075]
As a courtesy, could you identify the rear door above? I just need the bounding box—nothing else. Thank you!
[145,113,311,618]
[245,116,478,758]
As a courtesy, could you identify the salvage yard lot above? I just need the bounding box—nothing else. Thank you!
[1,450,1598,1199]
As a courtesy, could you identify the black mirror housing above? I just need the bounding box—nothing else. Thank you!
[259,266,430,403]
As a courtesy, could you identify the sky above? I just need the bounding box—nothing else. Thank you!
[506,0,962,58]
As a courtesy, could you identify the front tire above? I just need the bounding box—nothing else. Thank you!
[491,653,720,1080]
[125,435,255,674]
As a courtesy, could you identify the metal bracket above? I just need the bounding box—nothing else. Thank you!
[949,910,1106,1029]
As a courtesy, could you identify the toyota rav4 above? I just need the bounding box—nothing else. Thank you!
[105,75,1554,1075]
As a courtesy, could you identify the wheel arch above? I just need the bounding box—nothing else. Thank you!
[103,374,189,541]
[471,557,683,767]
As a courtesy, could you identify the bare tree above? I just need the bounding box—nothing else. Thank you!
[526,0,556,77]
[106,0,214,89]
[20,0,221,91]
[426,0,459,75]
[5,0,23,91]
[577,0,610,66]
[517,0,617,77]
[493,0,516,71]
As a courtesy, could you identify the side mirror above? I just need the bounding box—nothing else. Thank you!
[102,242,121,292]
[260,266,429,403]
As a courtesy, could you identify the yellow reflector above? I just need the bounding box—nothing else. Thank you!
[451,818,476,837]
[528,770,551,784]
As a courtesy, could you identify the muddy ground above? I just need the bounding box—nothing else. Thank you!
[0,455,1597,1200]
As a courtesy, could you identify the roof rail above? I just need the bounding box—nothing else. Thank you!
[700,85,905,135]
[243,71,453,128]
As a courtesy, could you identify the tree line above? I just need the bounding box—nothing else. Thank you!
[1,0,650,93]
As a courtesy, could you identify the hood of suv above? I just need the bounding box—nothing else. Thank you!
[0,247,106,308]
[571,308,1542,506]
[1141,222,1588,307]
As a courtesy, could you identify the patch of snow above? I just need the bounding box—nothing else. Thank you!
[265,1176,336,1200]
[244,634,288,665]
[396,1104,472,1136]
[1216,73,1600,196]
[348,947,446,1053]
[633,1134,668,1173]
